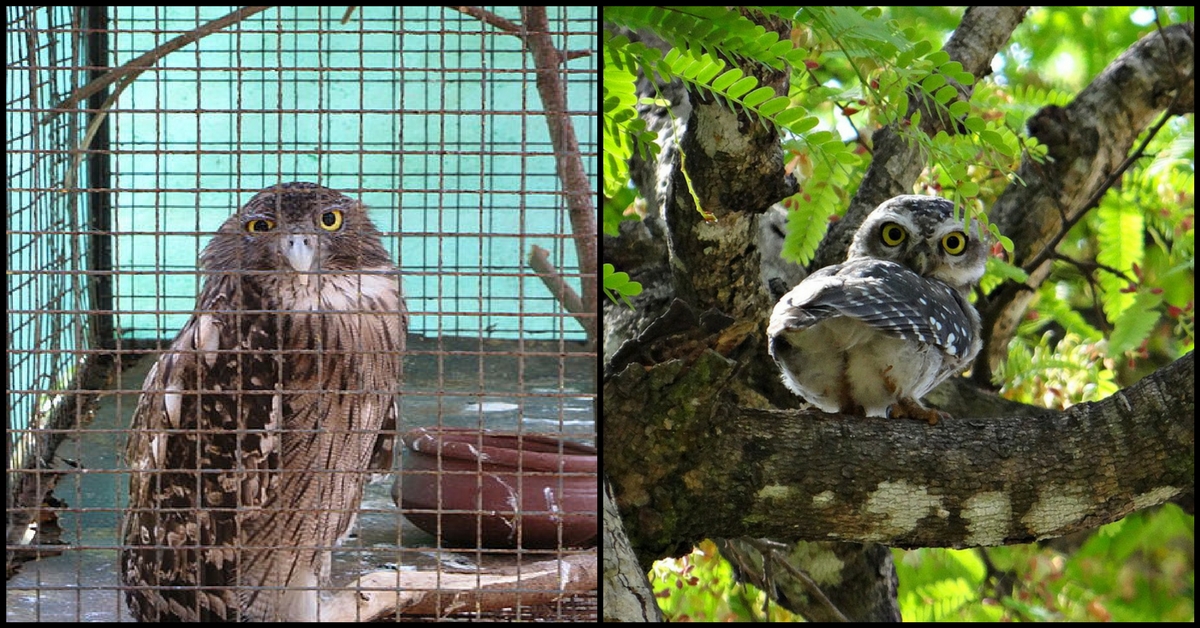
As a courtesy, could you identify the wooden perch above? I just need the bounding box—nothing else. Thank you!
[317,552,596,621]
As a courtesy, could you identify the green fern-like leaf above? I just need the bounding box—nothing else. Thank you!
[1109,291,1162,355]
[1095,197,1144,322]
[603,32,669,199]
[1029,285,1103,341]
[605,6,791,70]
[902,577,976,621]
[603,33,646,197]
[781,185,842,265]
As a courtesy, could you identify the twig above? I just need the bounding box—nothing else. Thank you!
[1051,252,1137,285]
[450,6,599,347]
[448,6,522,34]
[742,538,850,622]
[447,6,591,63]
[47,6,273,192]
[41,6,272,127]
[529,245,586,313]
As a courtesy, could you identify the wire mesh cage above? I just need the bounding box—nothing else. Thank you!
[7,6,597,621]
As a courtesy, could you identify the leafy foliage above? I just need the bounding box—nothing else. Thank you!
[603,5,1017,266]
[997,110,1194,389]
[602,30,659,202]
[652,506,1192,622]
[896,549,990,622]
[603,263,643,308]
[650,540,800,622]
[892,507,1195,621]
[617,5,1194,621]
[605,6,804,71]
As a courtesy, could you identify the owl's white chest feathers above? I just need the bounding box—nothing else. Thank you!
[149,267,403,441]
[270,267,402,314]
[773,317,948,417]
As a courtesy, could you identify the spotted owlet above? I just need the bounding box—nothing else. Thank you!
[120,182,407,621]
[767,195,986,424]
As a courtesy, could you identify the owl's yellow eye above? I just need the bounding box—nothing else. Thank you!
[879,222,906,246]
[320,210,344,231]
[942,231,968,255]
[246,218,275,233]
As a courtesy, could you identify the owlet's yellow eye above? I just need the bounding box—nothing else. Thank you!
[879,222,906,246]
[941,231,968,255]
[320,210,344,231]
[246,218,275,233]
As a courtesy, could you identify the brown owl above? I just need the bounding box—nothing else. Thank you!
[120,182,406,621]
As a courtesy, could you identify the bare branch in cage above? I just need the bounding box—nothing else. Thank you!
[529,245,589,338]
[448,6,523,35]
[447,8,599,344]
[40,6,272,127]
[449,6,592,63]
[48,6,272,191]
[521,7,598,347]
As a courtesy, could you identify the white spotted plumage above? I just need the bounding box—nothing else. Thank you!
[768,195,986,423]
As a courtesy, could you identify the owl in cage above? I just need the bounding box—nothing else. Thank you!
[120,182,407,621]
[767,195,987,424]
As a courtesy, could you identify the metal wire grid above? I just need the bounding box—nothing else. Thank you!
[6,6,597,621]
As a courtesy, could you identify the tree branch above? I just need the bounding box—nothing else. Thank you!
[605,350,1193,563]
[602,9,1194,622]
[977,22,1195,381]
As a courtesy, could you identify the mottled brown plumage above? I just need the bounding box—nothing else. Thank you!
[120,182,406,621]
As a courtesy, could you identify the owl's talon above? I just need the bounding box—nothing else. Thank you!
[886,397,949,425]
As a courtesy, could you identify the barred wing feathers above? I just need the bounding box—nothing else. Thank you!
[121,268,405,621]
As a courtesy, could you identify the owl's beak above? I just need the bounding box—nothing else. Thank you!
[909,247,935,276]
[281,235,317,286]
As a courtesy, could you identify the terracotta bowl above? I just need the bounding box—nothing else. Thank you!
[397,427,597,549]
